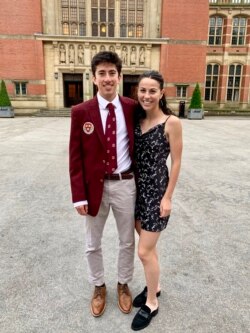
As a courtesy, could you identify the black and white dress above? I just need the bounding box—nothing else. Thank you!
[134,116,171,232]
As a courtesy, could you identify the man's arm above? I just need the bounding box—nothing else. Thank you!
[69,107,87,204]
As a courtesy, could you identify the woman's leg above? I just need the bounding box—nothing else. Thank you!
[138,229,161,310]
[135,220,141,235]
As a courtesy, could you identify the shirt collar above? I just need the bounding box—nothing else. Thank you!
[97,92,119,110]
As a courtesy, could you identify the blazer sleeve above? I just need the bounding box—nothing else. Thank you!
[69,106,86,203]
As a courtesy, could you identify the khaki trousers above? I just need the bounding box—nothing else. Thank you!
[85,177,136,286]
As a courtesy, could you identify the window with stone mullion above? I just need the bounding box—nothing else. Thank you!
[61,0,86,36]
[227,64,242,102]
[205,64,219,101]
[120,0,144,38]
[91,0,114,37]
[232,17,246,45]
[208,16,223,45]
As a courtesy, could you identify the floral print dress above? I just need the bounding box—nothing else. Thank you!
[134,117,171,232]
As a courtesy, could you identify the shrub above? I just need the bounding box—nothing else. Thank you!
[189,83,202,109]
[0,80,12,107]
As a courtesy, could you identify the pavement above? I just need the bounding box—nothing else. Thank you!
[0,116,249,333]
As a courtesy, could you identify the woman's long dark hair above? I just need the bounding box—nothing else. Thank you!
[135,70,172,122]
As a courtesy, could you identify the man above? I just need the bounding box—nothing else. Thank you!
[69,51,136,317]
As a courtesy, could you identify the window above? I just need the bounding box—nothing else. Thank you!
[205,64,219,101]
[227,64,242,102]
[208,16,223,45]
[91,0,115,37]
[210,0,250,3]
[61,0,86,36]
[176,86,187,98]
[120,0,144,37]
[15,82,27,96]
[232,17,246,45]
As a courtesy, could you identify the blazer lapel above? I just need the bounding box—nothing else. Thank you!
[89,97,106,149]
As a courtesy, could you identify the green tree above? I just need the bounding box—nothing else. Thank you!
[0,80,12,107]
[189,83,202,109]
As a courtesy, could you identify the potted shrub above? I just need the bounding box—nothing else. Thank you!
[0,80,14,118]
[188,83,204,120]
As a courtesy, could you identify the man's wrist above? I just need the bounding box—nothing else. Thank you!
[74,200,88,207]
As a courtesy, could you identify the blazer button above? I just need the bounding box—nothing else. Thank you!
[100,179,103,183]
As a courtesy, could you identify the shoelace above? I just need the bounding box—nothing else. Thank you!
[94,286,104,298]
[120,284,129,295]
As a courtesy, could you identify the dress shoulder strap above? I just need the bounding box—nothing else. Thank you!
[164,115,171,124]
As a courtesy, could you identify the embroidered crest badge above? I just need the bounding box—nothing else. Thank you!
[83,122,94,134]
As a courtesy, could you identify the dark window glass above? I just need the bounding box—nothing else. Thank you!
[92,8,98,21]
[15,82,27,95]
[109,9,114,21]
[208,16,223,45]
[205,63,220,101]
[108,23,114,37]
[213,64,219,75]
[61,1,86,36]
[92,23,98,36]
[120,24,126,37]
[100,8,106,21]
[207,64,212,75]
[231,17,246,45]
[120,0,144,37]
[227,64,242,101]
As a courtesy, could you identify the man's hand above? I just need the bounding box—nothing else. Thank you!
[76,205,88,216]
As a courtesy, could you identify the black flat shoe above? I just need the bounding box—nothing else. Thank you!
[132,286,161,307]
[131,304,159,331]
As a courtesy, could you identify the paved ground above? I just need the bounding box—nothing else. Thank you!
[0,116,249,333]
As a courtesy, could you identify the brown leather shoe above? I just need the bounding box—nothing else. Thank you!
[90,285,106,317]
[117,283,132,314]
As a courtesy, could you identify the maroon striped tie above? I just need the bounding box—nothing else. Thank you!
[105,103,117,173]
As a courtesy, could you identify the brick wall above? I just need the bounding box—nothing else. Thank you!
[0,0,43,35]
[0,0,45,101]
[160,0,209,101]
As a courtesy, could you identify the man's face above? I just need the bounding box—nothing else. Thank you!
[92,62,121,101]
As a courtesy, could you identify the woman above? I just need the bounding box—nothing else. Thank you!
[131,71,183,331]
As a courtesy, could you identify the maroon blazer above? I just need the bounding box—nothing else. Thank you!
[69,95,136,216]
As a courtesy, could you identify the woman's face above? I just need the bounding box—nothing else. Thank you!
[137,77,164,113]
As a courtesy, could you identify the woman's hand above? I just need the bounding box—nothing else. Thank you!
[160,197,172,218]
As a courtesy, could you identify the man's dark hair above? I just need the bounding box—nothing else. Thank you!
[91,51,122,76]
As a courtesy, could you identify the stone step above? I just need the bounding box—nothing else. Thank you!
[35,109,71,117]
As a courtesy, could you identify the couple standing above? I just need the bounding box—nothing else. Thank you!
[69,51,182,331]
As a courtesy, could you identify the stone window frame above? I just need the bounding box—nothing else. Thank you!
[231,16,247,45]
[176,85,188,98]
[205,63,220,101]
[14,82,27,96]
[227,63,242,102]
[120,0,144,38]
[208,16,224,45]
[61,0,86,36]
[91,0,115,37]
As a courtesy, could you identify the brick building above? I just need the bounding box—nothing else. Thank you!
[0,0,250,115]
[160,0,208,113]
[0,0,46,112]
[207,0,250,112]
